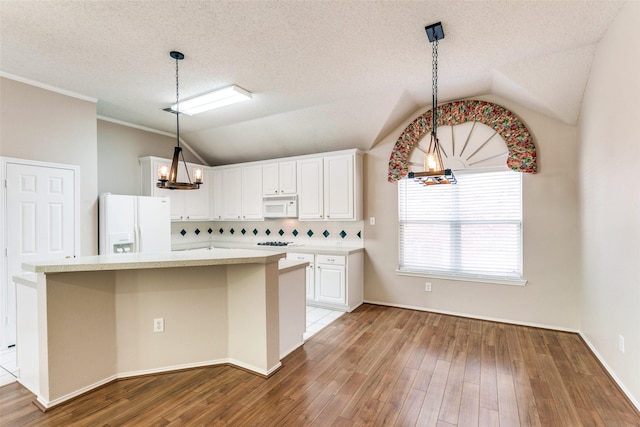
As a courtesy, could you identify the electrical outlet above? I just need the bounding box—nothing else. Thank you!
[619,335,625,353]
[425,282,432,292]
[154,318,165,333]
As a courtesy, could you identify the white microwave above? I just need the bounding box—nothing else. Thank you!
[263,196,298,218]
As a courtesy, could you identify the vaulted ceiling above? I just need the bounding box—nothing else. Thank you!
[0,1,624,165]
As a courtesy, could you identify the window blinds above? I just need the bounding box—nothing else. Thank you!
[398,170,522,281]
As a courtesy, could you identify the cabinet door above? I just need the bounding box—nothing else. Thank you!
[211,168,224,220]
[287,253,315,301]
[183,167,210,220]
[222,168,242,220]
[306,263,315,302]
[297,157,324,220]
[279,160,297,195]
[316,264,346,305]
[262,163,280,196]
[241,165,263,220]
[324,154,354,220]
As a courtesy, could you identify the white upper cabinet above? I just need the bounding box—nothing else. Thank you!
[241,165,264,220]
[262,163,279,197]
[143,149,361,222]
[263,160,297,197]
[183,167,210,220]
[280,161,297,195]
[222,167,242,220]
[218,164,263,221]
[324,154,354,220]
[297,150,362,221]
[139,156,211,221]
[211,168,224,220]
[297,157,324,220]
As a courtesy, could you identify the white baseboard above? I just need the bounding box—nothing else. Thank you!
[35,358,282,410]
[579,332,640,413]
[227,358,282,377]
[363,300,578,332]
[38,374,118,410]
[117,359,229,380]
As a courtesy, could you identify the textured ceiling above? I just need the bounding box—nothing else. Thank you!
[0,0,624,165]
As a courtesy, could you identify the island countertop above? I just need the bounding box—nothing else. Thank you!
[22,247,286,274]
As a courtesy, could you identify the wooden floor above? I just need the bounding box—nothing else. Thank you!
[1,304,639,426]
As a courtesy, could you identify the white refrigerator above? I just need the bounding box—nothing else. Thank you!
[99,193,171,255]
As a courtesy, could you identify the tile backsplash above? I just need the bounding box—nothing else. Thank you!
[172,219,364,248]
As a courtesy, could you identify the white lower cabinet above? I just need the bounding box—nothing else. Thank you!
[288,251,363,312]
[286,253,315,300]
[315,255,346,306]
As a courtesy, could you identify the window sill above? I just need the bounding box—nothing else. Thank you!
[395,270,527,287]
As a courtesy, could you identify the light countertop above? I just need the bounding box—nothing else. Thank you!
[173,240,364,256]
[278,259,309,274]
[22,248,286,274]
[12,272,38,287]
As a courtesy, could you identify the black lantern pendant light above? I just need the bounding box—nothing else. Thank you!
[157,51,203,190]
[408,22,456,186]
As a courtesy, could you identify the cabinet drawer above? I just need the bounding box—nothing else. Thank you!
[287,252,314,263]
[316,254,345,265]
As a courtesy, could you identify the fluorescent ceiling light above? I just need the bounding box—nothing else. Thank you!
[170,85,252,115]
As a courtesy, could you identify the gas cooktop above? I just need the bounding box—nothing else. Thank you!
[256,241,300,247]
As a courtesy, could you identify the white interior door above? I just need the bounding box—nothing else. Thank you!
[2,161,77,349]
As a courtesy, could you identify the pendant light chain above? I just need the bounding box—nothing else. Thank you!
[432,38,438,139]
[406,22,456,185]
[175,55,181,148]
[175,54,193,183]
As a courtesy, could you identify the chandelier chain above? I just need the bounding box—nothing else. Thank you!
[432,38,438,138]
[175,56,181,148]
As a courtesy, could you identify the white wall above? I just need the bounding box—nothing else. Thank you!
[0,77,98,255]
[578,0,640,406]
[364,94,581,330]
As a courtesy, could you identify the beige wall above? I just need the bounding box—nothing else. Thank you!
[97,119,202,196]
[364,94,581,330]
[0,77,98,255]
[578,1,640,405]
[115,267,228,374]
[44,271,116,401]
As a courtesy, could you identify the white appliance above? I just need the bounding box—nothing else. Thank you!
[263,196,297,218]
[99,193,171,255]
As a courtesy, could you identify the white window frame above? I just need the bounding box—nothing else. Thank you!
[396,167,527,286]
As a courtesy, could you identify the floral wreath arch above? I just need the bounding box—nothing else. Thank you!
[388,100,537,181]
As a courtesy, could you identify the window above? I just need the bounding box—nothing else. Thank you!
[398,169,523,284]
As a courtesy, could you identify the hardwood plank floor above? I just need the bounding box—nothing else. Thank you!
[1,304,639,426]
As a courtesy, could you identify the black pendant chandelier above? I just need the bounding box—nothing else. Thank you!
[408,22,456,186]
[157,51,203,190]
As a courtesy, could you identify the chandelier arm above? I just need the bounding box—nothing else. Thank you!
[180,142,193,183]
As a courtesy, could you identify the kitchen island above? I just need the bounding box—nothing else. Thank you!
[20,248,290,410]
